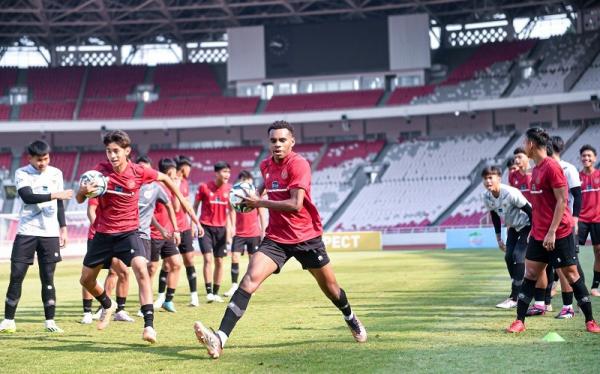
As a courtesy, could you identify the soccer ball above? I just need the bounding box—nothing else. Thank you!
[229,182,256,213]
[79,170,108,198]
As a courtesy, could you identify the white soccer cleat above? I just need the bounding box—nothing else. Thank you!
[80,312,93,324]
[154,293,166,309]
[45,320,64,333]
[0,319,16,333]
[345,316,367,343]
[591,288,600,297]
[495,298,518,309]
[142,326,157,344]
[114,310,135,322]
[92,307,102,321]
[211,294,224,303]
[224,283,238,297]
[190,292,200,307]
[97,302,117,330]
[194,321,223,359]
[136,309,144,318]
[206,293,215,303]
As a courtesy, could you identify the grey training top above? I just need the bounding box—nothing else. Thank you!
[138,182,169,240]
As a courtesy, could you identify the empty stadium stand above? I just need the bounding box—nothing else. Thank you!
[265,90,383,113]
[143,96,259,117]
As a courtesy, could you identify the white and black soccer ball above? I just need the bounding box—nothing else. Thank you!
[79,170,108,198]
[229,182,256,213]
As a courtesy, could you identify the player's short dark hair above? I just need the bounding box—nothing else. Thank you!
[158,158,176,173]
[481,166,502,178]
[525,127,550,149]
[580,144,597,156]
[27,140,50,157]
[136,155,152,164]
[513,147,526,156]
[175,155,192,170]
[237,170,253,181]
[214,161,231,172]
[550,136,565,155]
[103,130,131,149]
[268,120,295,137]
[506,157,516,169]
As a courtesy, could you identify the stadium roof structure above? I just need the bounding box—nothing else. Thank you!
[0,0,599,47]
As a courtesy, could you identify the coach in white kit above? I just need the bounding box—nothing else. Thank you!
[0,140,73,333]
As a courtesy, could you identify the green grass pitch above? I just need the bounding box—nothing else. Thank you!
[0,248,599,373]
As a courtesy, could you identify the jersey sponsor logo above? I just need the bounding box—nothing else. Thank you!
[115,185,124,193]
[272,181,279,190]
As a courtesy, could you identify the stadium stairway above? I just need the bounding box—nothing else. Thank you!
[495,131,521,157]
[255,99,268,114]
[73,68,90,120]
[377,90,392,107]
[566,38,600,91]
[310,144,328,171]
[501,39,541,97]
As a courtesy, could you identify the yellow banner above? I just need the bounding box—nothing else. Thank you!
[322,231,382,251]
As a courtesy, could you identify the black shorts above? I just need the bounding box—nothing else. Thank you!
[232,236,260,255]
[578,222,600,245]
[199,224,227,258]
[178,229,195,254]
[526,235,578,268]
[258,236,330,274]
[84,231,145,268]
[141,238,151,261]
[11,235,61,265]
[150,238,180,262]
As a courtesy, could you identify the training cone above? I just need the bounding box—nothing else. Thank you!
[541,332,565,342]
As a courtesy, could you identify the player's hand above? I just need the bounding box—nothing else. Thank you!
[241,193,261,209]
[59,226,68,248]
[160,228,171,241]
[543,230,556,251]
[173,231,181,246]
[53,189,74,200]
[572,217,579,235]
[191,223,198,239]
[78,182,98,197]
[497,239,506,252]
[197,225,205,238]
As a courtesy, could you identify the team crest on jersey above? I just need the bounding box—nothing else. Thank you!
[535,177,541,184]
[281,170,288,180]
[272,181,279,190]
[595,178,600,184]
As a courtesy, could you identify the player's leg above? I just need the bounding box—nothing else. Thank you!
[80,264,115,330]
[104,268,117,298]
[529,268,549,316]
[193,239,285,359]
[556,268,575,319]
[81,287,94,324]
[161,242,182,312]
[151,239,167,308]
[225,250,241,297]
[543,265,555,310]
[179,229,198,305]
[497,228,519,309]
[202,252,215,302]
[211,231,227,302]
[38,261,62,332]
[592,241,600,295]
[112,258,134,322]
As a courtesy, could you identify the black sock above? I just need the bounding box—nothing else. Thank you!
[218,288,252,336]
[83,299,93,313]
[186,266,197,293]
[116,296,127,312]
[94,291,112,309]
[517,278,536,322]
[231,263,240,284]
[332,288,353,318]
[205,283,213,295]
[534,288,545,303]
[140,304,154,328]
[511,263,525,301]
[592,271,600,289]
[544,284,553,305]
[561,291,574,306]
[165,288,176,302]
[213,284,220,295]
[158,270,168,294]
[571,277,594,322]
[510,283,519,301]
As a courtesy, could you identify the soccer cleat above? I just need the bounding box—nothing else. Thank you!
[142,326,157,344]
[586,320,600,333]
[92,307,103,321]
[136,309,144,317]
[0,319,16,333]
[495,298,518,309]
[550,282,558,297]
[591,289,600,297]
[97,302,117,330]
[545,304,553,312]
[80,312,93,324]
[206,293,215,303]
[525,304,546,316]
[154,293,166,309]
[193,321,223,359]
[162,301,177,313]
[113,310,135,322]
[506,319,526,333]
[44,320,64,333]
[212,294,225,303]
[345,316,367,343]
[224,283,238,297]
[190,293,200,307]
[555,306,575,319]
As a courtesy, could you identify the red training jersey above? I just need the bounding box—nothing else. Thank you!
[260,151,323,244]
[580,169,600,223]
[195,181,231,227]
[175,177,191,232]
[87,197,99,240]
[509,170,532,203]
[529,157,572,241]
[235,209,261,238]
[151,184,174,240]
[93,161,158,234]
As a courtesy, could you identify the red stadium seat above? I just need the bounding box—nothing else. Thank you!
[265,90,383,113]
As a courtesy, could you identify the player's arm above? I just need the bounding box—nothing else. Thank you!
[570,186,582,232]
[161,200,181,245]
[226,208,235,245]
[258,207,268,238]
[151,216,170,240]
[57,199,68,247]
[76,183,97,204]
[244,188,304,212]
[157,172,202,229]
[544,186,568,251]
[490,211,505,252]
[519,203,533,224]
[18,186,73,204]
[87,202,97,224]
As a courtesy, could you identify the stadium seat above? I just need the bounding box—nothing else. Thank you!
[265,90,383,113]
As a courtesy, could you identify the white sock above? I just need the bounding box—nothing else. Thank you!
[157,292,165,299]
[191,291,198,297]
[216,330,228,348]
[344,312,355,321]
[534,301,545,307]
[563,304,573,309]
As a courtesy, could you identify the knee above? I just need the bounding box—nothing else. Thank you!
[169,258,182,271]
[204,256,213,266]
[239,273,259,294]
[215,258,224,267]
[80,274,93,289]
[524,269,538,280]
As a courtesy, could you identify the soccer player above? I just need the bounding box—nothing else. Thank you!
[578,144,600,297]
[76,130,201,343]
[193,121,367,359]
[0,140,72,333]
[224,170,268,297]
[156,155,200,307]
[193,161,233,303]
[509,147,532,202]
[506,157,519,174]
[506,127,599,334]
[481,166,532,309]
